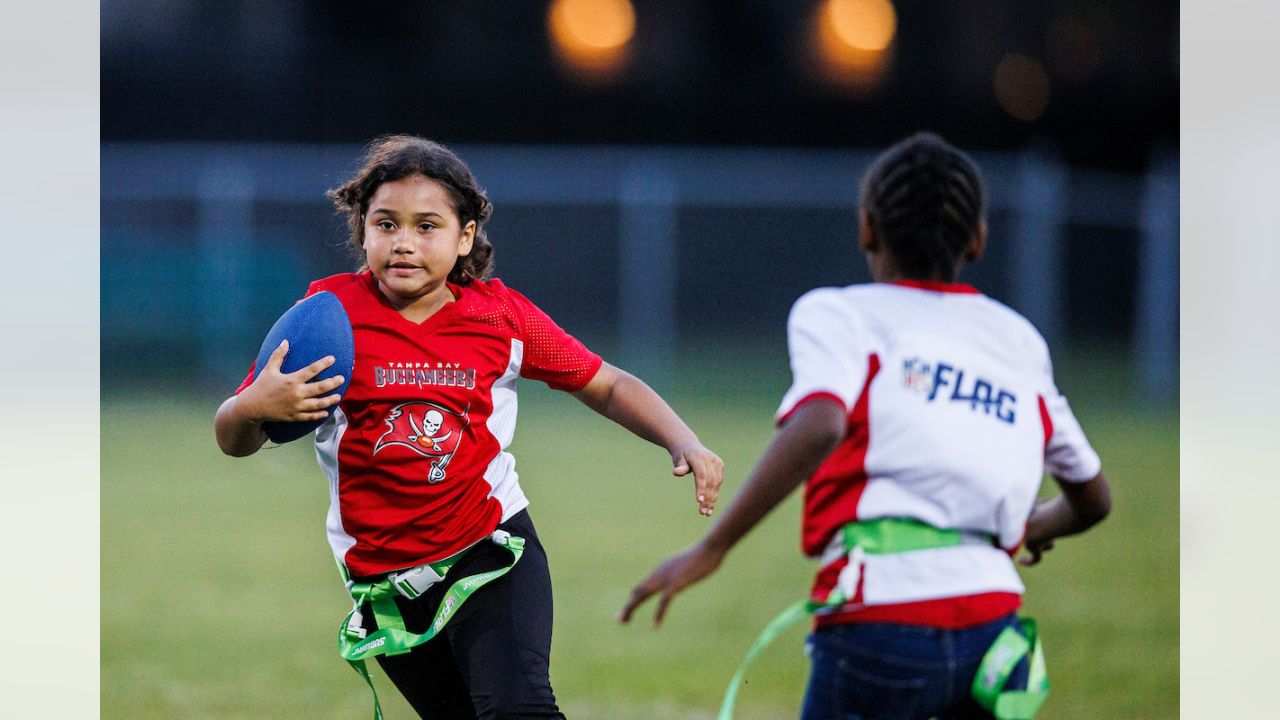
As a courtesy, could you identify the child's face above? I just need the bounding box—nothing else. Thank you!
[363,174,475,307]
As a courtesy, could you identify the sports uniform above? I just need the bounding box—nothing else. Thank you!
[237,270,602,718]
[775,279,1100,719]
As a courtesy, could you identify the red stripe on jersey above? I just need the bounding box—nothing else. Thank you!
[801,353,881,557]
[809,546,1021,628]
[1017,394,1055,558]
[776,391,846,427]
[814,592,1022,630]
[889,280,982,295]
[1038,394,1053,450]
[812,555,854,601]
[234,363,256,395]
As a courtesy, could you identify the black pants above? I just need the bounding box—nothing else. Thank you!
[358,510,565,720]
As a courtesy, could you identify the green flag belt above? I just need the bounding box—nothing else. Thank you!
[335,530,526,720]
[972,617,1049,719]
[717,518,1048,720]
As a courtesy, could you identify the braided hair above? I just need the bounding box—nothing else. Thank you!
[328,135,494,285]
[859,132,986,282]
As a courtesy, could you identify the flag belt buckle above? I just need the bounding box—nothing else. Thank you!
[386,530,512,601]
[387,563,447,601]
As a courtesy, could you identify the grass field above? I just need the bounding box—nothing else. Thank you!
[102,350,1177,719]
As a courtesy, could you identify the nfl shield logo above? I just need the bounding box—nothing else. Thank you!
[903,357,933,393]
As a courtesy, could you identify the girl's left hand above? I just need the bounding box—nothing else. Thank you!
[671,443,724,516]
[618,541,725,627]
[1018,537,1056,566]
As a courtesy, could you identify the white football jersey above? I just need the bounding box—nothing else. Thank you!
[777,280,1101,626]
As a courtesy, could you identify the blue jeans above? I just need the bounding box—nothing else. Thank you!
[800,614,1031,720]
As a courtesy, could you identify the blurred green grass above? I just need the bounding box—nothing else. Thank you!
[102,348,1177,718]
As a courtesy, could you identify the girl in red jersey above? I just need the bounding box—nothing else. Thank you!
[620,133,1112,720]
[214,135,724,719]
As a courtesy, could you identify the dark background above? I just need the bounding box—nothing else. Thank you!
[101,0,1179,395]
[102,1,1176,168]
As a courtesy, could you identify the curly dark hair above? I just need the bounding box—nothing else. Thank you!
[859,132,987,282]
[327,135,494,284]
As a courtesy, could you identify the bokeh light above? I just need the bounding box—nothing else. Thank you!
[813,0,897,91]
[547,0,636,82]
[993,53,1051,122]
[825,0,897,51]
[1046,18,1102,84]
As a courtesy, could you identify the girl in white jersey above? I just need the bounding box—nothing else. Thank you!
[620,132,1111,720]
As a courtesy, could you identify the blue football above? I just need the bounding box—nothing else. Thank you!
[253,291,355,443]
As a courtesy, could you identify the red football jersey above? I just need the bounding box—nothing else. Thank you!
[237,272,602,576]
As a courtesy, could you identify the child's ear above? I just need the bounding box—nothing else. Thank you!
[459,220,476,257]
[858,209,879,252]
[965,219,988,261]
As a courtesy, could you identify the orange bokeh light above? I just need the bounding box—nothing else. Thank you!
[993,53,1051,122]
[547,0,636,81]
[812,0,896,91]
[1046,18,1102,84]
[825,0,897,51]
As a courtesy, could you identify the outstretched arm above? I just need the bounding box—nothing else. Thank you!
[1019,472,1112,565]
[573,362,724,516]
[618,397,847,627]
[214,340,345,457]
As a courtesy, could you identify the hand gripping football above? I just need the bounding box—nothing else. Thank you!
[253,291,355,443]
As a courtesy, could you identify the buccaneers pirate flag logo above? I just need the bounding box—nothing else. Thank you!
[373,402,470,483]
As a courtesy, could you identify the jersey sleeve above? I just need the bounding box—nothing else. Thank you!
[234,364,257,395]
[775,288,868,424]
[233,280,327,395]
[1035,338,1103,482]
[504,287,603,392]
